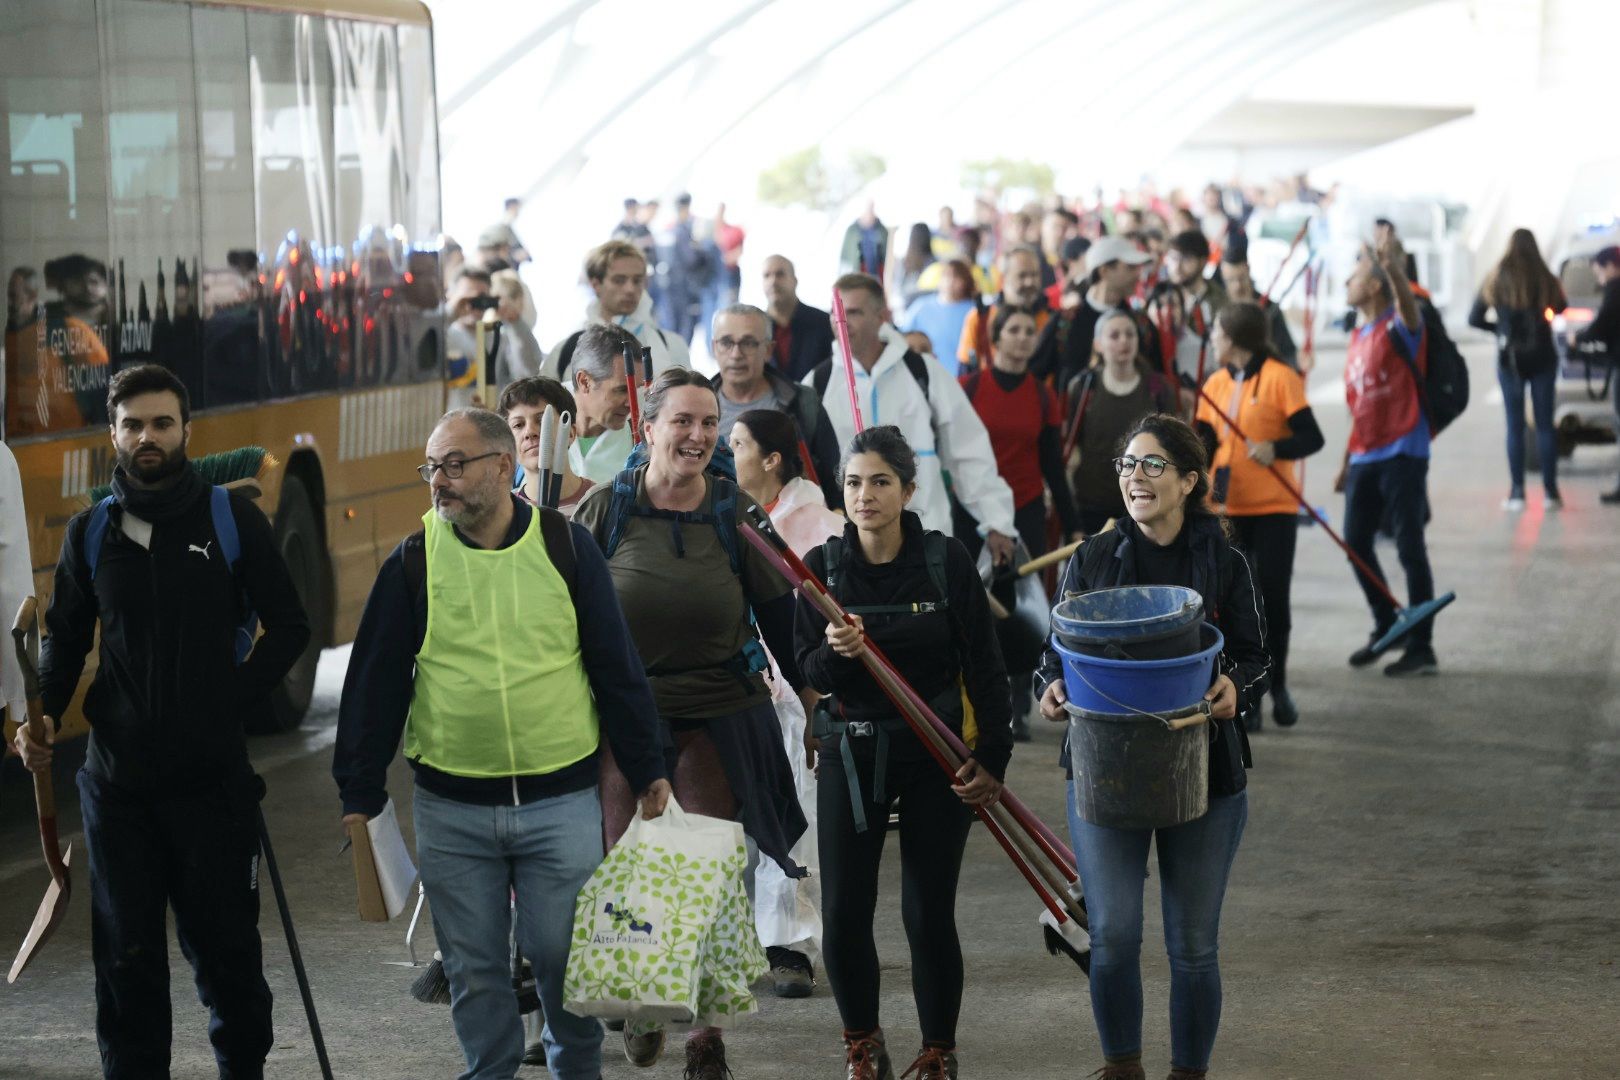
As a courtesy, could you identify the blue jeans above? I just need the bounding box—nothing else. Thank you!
[414,785,604,1080]
[1497,364,1558,494]
[1066,782,1247,1071]
[1342,454,1435,648]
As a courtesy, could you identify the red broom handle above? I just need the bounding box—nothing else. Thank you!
[831,289,866,433]
[743,524,1079,882]
[1195,385,1402,609]
[1260,219,1311,308]
[622,341,642,445]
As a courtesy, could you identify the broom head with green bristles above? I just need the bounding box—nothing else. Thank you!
[88,446,275,503]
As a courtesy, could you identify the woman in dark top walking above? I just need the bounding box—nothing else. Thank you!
[1468,228,1568,510]
[1035,414,1269,1080]
[795,426,1013,1080]
[1067,309,1178,534]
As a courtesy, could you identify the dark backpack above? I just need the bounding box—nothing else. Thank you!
[821,530,953,625]
[1389,298,1469,436]
[599,457,767,679]
[84,486,257,664]
[554,325,669,380]
[401,504,578,606]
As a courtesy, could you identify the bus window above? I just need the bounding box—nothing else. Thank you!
[398,22,445,383]
[193,6,265,408]
[332,18,406,389]
[248,10,338,399]
[102,0,205,406]
[1,0,113,439]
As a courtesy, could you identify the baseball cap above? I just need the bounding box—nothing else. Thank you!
[1086,235,1151,274]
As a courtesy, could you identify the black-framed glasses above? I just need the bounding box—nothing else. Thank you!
[712,336,764,354]
[1113,454,1171,478]
[418,451,499,482]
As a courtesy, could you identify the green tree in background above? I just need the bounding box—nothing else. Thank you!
[759,147,887,212]
[962,158,1055,198]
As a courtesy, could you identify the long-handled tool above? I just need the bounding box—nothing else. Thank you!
[256,802,335,1080]
[831,289,866,433]
[1259,219,1311,307]
[739,524,1084,936]
[1195,387,1453,656]
[1017,537,1084,580]
[536,406,560,510]
[8,597,72,984]
[622,338,643,445]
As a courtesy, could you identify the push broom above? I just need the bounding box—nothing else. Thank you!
[1195,387,1454,656]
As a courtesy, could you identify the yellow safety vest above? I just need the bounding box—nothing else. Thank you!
[405,508,599,777]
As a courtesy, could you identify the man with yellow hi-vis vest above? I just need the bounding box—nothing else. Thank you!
[333,407,671,1080]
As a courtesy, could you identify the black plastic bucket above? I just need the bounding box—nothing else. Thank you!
[1066,701,1209,830]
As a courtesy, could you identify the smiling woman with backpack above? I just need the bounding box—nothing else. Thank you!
[1468,228,1568,510]
[572,367,815,1078]
[794,425,1013,1080]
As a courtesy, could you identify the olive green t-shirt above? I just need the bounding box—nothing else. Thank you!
[574,470,787,719]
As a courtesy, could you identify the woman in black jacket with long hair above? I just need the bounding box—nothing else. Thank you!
[795,425,1012,1080]
[1035,413,1269,1080]
[1468,228,1568,510]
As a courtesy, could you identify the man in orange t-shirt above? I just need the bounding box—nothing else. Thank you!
[1195,304,1324,728]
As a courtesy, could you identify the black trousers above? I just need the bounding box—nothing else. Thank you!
[1229,513,1298,692]
[1342,455,1435,649]
[1013,497,1049,559]
[818,735,975,1046]
[77,769,272,1080]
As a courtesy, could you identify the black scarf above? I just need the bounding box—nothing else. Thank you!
[111,461,209,524]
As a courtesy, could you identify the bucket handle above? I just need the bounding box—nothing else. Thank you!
[1069,665,1215,732]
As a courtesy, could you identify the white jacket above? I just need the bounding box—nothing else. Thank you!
[805,327,1015,537]
[1,443,32,720]
[544,292,691,380]
[768,476,845,560]
[568,423,634,486]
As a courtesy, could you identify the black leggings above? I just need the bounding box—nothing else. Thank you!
[1229,513,1297,691]
[818,736,975,1046]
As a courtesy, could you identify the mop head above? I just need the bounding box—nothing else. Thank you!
[88,446,275,503]
[410,950,452,1005]
[1040,906,1091,974]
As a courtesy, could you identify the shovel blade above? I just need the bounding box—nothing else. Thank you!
[8,843,72,984]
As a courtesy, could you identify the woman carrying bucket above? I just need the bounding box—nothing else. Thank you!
[794,425,1013,1080]
[1035,414,1269,1080]
[1194,302,1324,729]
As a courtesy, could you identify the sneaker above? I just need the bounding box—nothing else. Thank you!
[622,1020,665,1068]
[766,945,814,998]
[844,1029,894,1080]
[1348,627,1394,668]
[1384,647,1438,678]
[1272,685,1299,727]
[1545,491,1563,510]
[683,1030,734,1080]
[1502,491,1526,511]
[900,1046,958,1080]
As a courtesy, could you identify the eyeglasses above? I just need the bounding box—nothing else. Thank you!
[713,336,764,355]
[1112,454,1172,478]
[418,451,499,482]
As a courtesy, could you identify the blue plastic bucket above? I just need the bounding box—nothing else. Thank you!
[1052,586,1204,660]
[1053,623,1224,716]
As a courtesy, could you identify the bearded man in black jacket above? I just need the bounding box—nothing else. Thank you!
[14,364,309,1080]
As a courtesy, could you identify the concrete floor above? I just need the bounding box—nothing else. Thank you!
[2,341,1618,1079]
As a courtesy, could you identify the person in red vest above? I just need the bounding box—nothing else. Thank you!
[1335,237,1439,677]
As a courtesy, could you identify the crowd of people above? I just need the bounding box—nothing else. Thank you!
[12,172,1620,1080]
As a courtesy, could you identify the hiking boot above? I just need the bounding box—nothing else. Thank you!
[1271,685,1298,727]
[766,945,814,998]
[900,1046,958,1079]
[1384,647,1438,678]
[621,1020,664,1067]
[683,1029,734,1080]
[1348,627,1394,668]
[844,1029,894,1080]
[1088,1064,1147,1080]
[1167,1069,1208,1079]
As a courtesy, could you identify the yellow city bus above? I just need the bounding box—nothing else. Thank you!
[3,0,444,734]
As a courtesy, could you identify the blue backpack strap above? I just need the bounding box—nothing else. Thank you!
[210,486,241,569]
[602,468,639,560]
[83,495,117,581]
[710,476,741,576]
